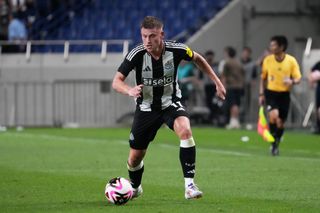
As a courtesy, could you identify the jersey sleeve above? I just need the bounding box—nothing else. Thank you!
[291,57,301,80]
[177,43,194,61]
[118,58,135,77]
[261,57,268,80]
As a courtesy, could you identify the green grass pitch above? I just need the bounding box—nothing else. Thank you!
[0,127,319,212]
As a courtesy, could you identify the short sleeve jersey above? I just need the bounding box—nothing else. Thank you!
[118,41,194,111]
[261,54,301,92]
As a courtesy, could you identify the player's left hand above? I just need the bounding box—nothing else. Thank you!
[283,77,293,86]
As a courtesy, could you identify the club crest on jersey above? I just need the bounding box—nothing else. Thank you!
[142,76,173,87]
[164,60,174,70]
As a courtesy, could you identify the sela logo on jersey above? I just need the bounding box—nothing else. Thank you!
[142,76,173,87]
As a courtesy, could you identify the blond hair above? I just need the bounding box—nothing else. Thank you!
[141,16,163,29]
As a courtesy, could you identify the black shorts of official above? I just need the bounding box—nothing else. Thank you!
[226,88,244,107]
[265,89,290,121]
[129,101,190,150]
[316,85,320,108]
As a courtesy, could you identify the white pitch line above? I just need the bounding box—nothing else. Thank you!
[4,132,320,161]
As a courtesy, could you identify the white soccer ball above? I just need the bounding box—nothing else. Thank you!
[105,177,133,205]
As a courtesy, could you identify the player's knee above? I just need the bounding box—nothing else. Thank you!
[128,152,144,167]
[269,112,278,122]
[178,127,192,139]
[127,160,144,171]
[128,157,142,168]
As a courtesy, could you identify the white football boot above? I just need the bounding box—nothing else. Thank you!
[131,185,143,199]
[185,183,203,199]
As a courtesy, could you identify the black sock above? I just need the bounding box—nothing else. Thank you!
[276,128,284,142]
[269,123,277,142]
[180,146,196,178]
[128,164,144,189]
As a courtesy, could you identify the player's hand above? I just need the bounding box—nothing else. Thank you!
[215,82,226,100]
[283,77,293,86]
[128,84,143,98]
[259,95,265,106]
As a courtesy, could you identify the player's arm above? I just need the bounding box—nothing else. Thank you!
[284,58,302,86]
[192,51,226,100]
[259,60,268,106]
[259,75,267,105]
[112,72,143,98]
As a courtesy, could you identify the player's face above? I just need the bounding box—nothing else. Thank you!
[269,40,283,55]
[141,27,164,53]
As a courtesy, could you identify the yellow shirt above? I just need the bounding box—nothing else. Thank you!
[261,54,301,92]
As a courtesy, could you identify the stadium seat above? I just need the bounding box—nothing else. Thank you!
[29,0,231,52]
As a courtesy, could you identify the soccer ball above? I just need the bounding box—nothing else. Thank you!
[105,177,133,205]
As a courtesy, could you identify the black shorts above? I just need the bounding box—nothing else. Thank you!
[226,88,244,107]
[265,89,290,121]
[129,101,189,150]
[316,85,320,108]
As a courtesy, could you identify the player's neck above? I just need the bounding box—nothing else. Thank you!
[274,52,286,62]
[148,42,164,60]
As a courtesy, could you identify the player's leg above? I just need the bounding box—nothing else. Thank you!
[127,109,162,198]
[173,116,202,199]
[274,92,290,153]
[265,90,282,155]
[127,148,146,198]
[163,101,202,199]
[268,109,281,155]
[268,91,290,156]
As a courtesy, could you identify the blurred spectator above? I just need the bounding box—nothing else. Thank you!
[178,60,197,106]
[221,46,245,129]
[8,11,27,52]
[0,0,11,40]
[10,0,26,13]
[25,0,35,27]
[240,46,257,125]
[308,61,320,134]
[199,50,224,124]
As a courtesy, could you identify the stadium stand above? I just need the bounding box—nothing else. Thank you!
[26,0,231,52]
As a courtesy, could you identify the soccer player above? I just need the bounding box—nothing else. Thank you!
[308,61,320,134]
[259,35,301,156]
[112,16,226,199]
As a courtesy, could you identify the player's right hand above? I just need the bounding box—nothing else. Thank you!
[128,84,143,98]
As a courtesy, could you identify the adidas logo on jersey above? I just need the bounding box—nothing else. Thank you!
[142,66,152,72]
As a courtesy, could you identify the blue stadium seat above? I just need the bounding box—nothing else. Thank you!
[30,0,231,52]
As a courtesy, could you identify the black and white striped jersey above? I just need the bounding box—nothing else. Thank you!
[118,41,194,111]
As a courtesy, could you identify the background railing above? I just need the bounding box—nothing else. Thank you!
[0,39,131,60]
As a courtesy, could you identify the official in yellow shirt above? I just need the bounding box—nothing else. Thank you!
[259,35,302,156]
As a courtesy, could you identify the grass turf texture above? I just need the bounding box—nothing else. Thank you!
[0,127,319,212]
